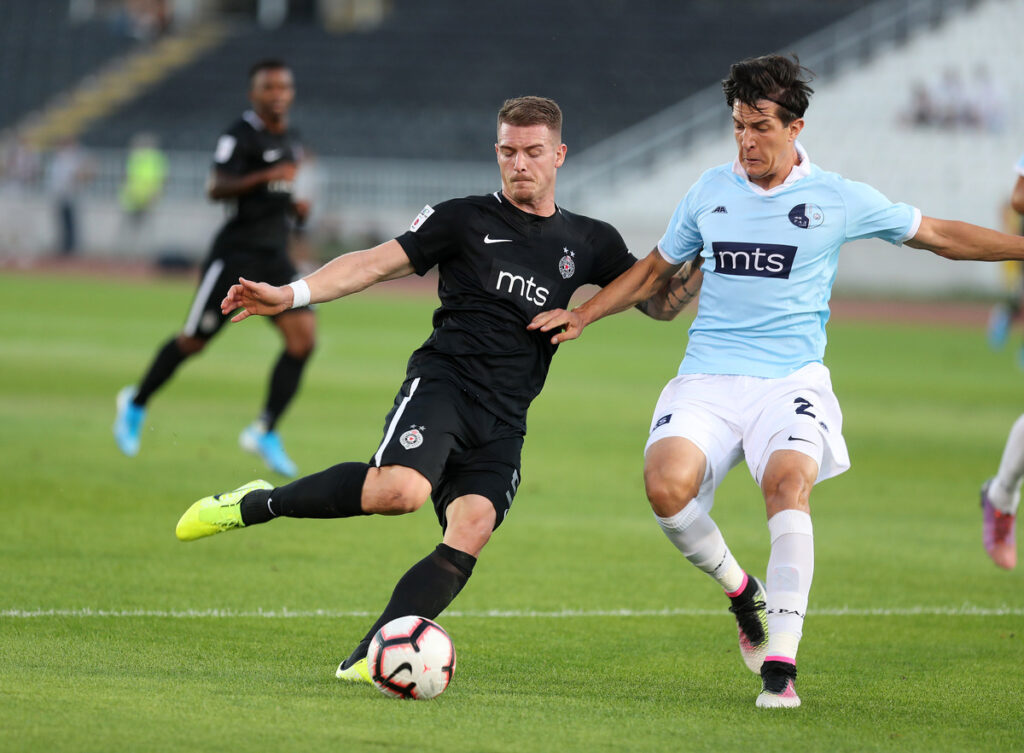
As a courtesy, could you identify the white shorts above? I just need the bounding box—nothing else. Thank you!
[644,362,850,493]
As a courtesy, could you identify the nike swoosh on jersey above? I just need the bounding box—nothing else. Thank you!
[263,149,284,162]
[787,436,815,444]
[484,235,513,244]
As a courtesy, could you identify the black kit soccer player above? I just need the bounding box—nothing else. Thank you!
[113,59,315,477]
[174,96,699,683]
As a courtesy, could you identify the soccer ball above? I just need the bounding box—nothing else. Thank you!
[366,615,456,700]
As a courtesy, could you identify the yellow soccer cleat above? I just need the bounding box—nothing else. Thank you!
[335,657,372,685]
[175,479,272,542]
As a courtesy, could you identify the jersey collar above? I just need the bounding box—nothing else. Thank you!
[731,140,810,196]
[243,110,265,131]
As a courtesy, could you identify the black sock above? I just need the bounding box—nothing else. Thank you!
[239,462,370,525]
[262,351,309,431]
[134,337,190,405]
[342,543,477,668]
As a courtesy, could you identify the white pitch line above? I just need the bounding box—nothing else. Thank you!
[2,605,1022,619]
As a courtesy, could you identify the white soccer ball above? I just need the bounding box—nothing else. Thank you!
[366,615,456,700]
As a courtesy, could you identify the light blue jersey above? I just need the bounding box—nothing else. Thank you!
[659,143,921,378]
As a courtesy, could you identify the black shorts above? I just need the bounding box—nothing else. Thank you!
[372,377,524,531]
[182,252,307,339]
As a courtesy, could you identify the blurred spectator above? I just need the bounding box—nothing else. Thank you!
[903,66,1007,132]
[901,80,938,127]
[965,64,1006,133]
[117,132,168,252]
[110,0,171,41]
[46,138,96,256]
[932,67,969,126]
[0,130,41,194]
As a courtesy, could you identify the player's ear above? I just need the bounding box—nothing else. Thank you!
[788,118,805,141]
[554,143,567,167]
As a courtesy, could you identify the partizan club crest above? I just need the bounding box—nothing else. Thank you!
[558,248,576,279]
[399,426,425,450]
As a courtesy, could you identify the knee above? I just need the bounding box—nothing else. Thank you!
[289,339,315,359]
[644,462,703,518]
[761,470,813,515]
[364,467,430,515]
[175,334,206,355]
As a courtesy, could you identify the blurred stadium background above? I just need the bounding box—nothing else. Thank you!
[0,0,1020,295]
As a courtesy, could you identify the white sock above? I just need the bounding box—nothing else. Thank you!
[764,509,814,663]
[990,414,1024,514]
[656,503,745,594]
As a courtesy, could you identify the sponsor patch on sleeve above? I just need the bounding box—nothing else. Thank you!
[214,135,236,164]
[655,413,672,428]
[409,205,435,232]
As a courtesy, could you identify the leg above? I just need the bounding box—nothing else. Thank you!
[980,414,1022,569]
[337,494,493,677]
[262,309,316,431]
[239,309,315,477]
[113,333,208,457]
[177,462,431,540]
[756,446,819,709]
[645,436,767,672]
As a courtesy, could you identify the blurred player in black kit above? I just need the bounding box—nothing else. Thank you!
[114,59,315,477]
[174,96,700,684]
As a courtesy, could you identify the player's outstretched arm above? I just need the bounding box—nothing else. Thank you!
[637,256,703,321]
[906,216,1024,261]
[528,249,680,345]
[222,239,415,323]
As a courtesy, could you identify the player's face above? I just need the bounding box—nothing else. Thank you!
[249,68,295,124]
[495,123,566,213]
[732,100,804,189]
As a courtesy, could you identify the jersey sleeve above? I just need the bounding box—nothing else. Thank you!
[588,221,638,287]
[841,179,921,245]
[395,199,463,276]
[656,185,703,264]
[211,123,250,176]
[1015,152,1024,177]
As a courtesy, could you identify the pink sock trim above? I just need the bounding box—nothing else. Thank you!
[765,656,796,666]
[724,572,749,599]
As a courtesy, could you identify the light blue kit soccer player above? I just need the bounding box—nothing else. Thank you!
[531,54,1024,708]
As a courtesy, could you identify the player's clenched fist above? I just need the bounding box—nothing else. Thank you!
[221,277,291,321]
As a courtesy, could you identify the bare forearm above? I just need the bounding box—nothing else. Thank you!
[575,251,679,328]
[301,240,414,304]
[637,264,703,320]
[908,217,1024,261]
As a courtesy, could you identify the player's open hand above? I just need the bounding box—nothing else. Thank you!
[221,277,291,322]
[528,308,584,345]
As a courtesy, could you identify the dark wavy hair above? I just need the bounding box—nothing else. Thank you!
[722,54,814,124]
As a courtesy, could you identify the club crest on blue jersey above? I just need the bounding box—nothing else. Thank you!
[711,242,797,279]
[399,426,424,450]
[788,204,824,229]
[558,248,576,279]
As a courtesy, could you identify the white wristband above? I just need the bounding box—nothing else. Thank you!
[288,279,311,309]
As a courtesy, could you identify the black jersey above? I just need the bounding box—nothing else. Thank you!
[396,191,637,431]
[209,110,302,257]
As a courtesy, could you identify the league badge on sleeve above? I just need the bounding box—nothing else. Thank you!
[410,205,434,232]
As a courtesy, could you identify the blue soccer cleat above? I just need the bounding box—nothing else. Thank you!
[239,422,298,477]
[113,386,146,457]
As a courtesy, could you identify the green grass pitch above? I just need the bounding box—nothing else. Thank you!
[1,272,1021,752]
